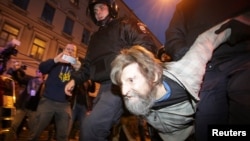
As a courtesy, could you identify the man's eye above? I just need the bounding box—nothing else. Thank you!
[128,78,133,83]
[100,5,105,9]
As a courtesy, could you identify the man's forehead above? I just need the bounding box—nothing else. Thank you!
[65,44,76,50]
[94,3,107,9]
[122,63,140,77]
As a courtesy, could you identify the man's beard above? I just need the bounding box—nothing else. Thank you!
[124,86,157,116]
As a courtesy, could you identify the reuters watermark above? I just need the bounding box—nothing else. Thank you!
[208,125,250,140]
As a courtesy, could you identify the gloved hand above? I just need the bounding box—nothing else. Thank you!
[215,19,250,45]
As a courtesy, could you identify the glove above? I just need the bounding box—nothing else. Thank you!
[215,19,250,45]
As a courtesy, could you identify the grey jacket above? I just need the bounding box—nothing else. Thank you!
[145,21,231,141]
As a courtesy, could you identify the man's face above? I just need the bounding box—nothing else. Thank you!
[12,60,21,70]
[120,63,156,115]
[64,44,77,57]
[94,3,109,21]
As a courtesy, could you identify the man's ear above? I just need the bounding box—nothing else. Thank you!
[153,72,159,83]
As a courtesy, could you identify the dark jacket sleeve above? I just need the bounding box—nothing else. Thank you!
[88,80,96,93]
[120,17,158,54]
[164,3,190,61]
[70,57,90,84]
[164,0,250,61]
[39,59,56,74]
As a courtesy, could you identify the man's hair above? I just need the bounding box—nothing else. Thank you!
[110,45,163,86]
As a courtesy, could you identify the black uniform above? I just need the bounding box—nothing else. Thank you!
[71,16,157,140]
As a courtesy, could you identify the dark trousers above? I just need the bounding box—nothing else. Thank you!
[68,102,87,139]
[80,81,124,141]
[28,97,71,141]
[195,56,250,141]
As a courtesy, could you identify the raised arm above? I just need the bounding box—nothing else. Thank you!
[164,20,231,100]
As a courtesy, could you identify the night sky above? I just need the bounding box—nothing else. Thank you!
[123,0,181,45]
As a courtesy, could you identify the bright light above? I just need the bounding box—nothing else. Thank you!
[124,0,181,44]
[158,0,181,4]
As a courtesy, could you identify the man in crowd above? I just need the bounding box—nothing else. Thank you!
[29,44,81,141]
[4,69,44,141]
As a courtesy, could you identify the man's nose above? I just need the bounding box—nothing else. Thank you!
[95,10,101,16]
[121,84,130,96]
[66,48,74,53]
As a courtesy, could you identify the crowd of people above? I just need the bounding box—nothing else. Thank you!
[0,0,250,141]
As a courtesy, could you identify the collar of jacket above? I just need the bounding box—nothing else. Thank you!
[97,16,113,28]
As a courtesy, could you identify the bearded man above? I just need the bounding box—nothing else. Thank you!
[110,20,238,141]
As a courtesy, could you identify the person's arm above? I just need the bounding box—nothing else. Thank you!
[164,20,231,100]
[26,78,33,95]
[164,4,190,61]
[38,59,56,74]
[71,60,81,71]
[70,57,90,84]
[39,51,73,74]
[87,80,96,93]
[120,17,158,54]
[215,18,250,45]
[65,57,90,96]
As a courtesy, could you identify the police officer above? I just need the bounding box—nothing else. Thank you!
[65,0,157,140]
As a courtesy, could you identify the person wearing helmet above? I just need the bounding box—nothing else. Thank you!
[87,0,119,26]
[65,0,157,140]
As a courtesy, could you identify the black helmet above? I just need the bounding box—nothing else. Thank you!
[87,0,119,25]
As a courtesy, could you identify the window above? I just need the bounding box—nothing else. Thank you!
[63,17,74,35]
[81,28,90,45]
[0,23,19,46]
[41,3,55,24]
[30,38,46,60]
[13,0,30,10]
[69,0,79,6]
